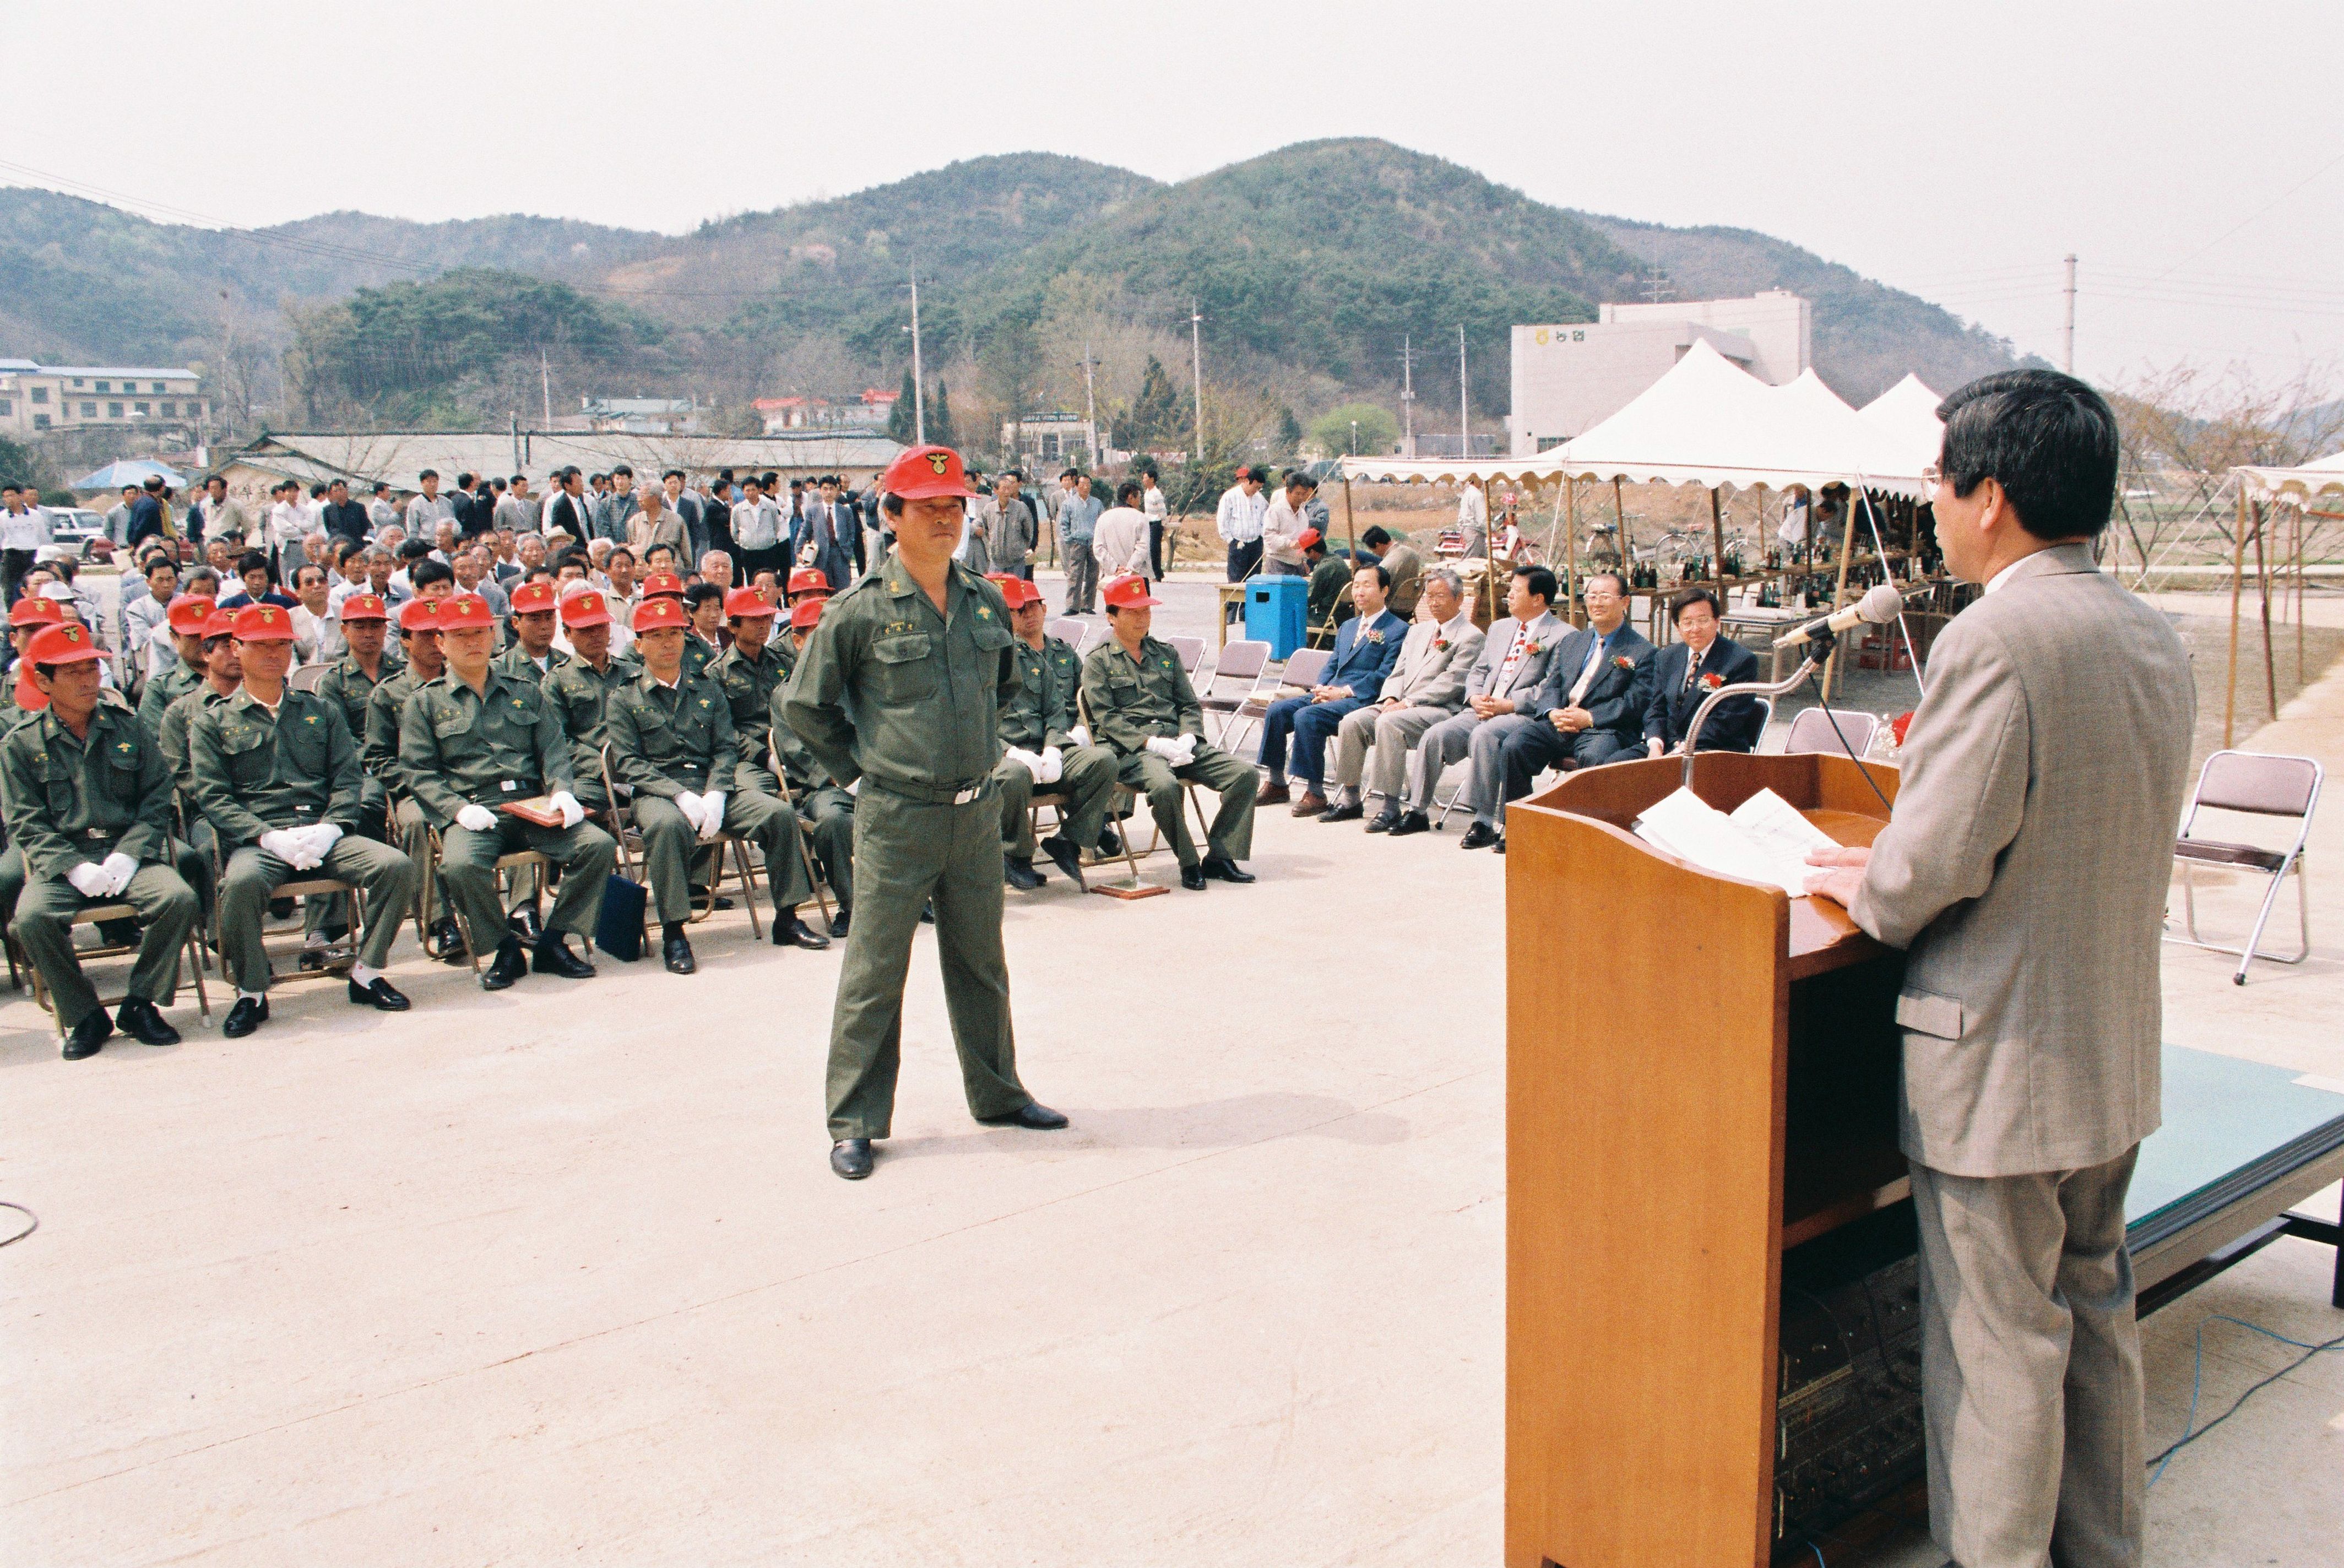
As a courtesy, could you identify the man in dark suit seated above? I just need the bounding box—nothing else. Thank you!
[1486,571,1656,848]
[1643,587,1765,757]
[1254,561,1406,816]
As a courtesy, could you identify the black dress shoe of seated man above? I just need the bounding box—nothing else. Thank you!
[1004,858,1042,891]
[348,976,411,1011]
[663,932,697,975]
[831,1138,874,1180]
[1385,810,1432,837]
[976,1102,1069,1130]
[1320,800,1365,823]
[1458,822,1499,850]
[1364,809,1401,833]
[481,936,528,991]
[1180,863,1208,891]
[115,996,180,1045]
[1039,834,1087,888]
[222,996,270,1038]
[773,911,831,950]
[62,1008,111,1059]
[1200,855,1255,883]
[532,934,596,978]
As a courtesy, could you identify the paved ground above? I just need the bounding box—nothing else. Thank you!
[2,571,2337,1566]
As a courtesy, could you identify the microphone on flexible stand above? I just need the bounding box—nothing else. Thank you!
[1772,582,1916,649]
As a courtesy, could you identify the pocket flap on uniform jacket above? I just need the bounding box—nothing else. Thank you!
[873,633,931,663]
[431,710,473,739]
[215,722,271,755]
[1895,989,1965,1039]
[973,623,1013,651]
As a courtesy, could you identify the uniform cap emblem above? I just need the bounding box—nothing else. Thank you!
[926,452,949,475]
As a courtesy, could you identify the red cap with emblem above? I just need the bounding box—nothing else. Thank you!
[164,595,214,634]
[640,571,685,600]
[881,444,978,500]
[10,595,62,628]
[1102,574,1162,611]
[634,596,689,633]
[24,621,102,666]
[985,572,1040,610]
[231,603,296,642]
[202,608,236,641]
[435,594,495,631]
[789,596,826,631]
[509,580,558,615]
[397,599,442,633]
[1295,528,1323,551]
[724,587,777,620]
[559,589,611,628]
[339,592,389,622]
[786,567,830,596]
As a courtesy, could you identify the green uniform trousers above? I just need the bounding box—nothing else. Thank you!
[797,785,854,914]
[735,757,781,796]
[219,835,419,993]
[2,840,208,940]
[12,864,199,1030]
[438,816,616,953]
[826,780,1030,1141]
[993,745,1119,859]
[302,798,389,941]
[1115,743,1259,867]
[632,787,810,924]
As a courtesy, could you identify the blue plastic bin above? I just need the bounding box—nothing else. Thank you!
[1244,574,1309,659]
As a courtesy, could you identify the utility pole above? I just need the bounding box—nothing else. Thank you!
[1640,262,1674,305]
[908,264,926,444]
[1079,338,1100,467]
[1457,324,1471,459]
[1350,419,1360,456]
[2062,254,2077,375]
[1189,301,1204,464]
[539,350,552,426]
[1399,334,1416,458]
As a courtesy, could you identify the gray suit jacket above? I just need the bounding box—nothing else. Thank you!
[1851,544,2194,1176]
[1465,612,1565,706]
[1380,615,1485,710]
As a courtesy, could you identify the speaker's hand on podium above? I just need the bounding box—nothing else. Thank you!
[1802,844,1869,906]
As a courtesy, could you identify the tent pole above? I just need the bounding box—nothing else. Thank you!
[1613,477,1634,637]
[2225,485,2246,747]
[1342,475,1358,560]
[1708,486,1728,592]
[1479,475,1498,623]
[1821,490,1860,702]
[2293,502,2305,684]
[1563,476,1580,630]
[2254,500,2276,720]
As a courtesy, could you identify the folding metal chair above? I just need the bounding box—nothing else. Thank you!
[1197,639,1272,749]
[1219,646,1330,761]
[9,900,212,1041]
[204,830,368,989]
[1166,636,1207,682]
[287,663,329,693]
[1046,617,1088,649]
[1781,706,1879,759]
[2168,749,2321,985]
[769,738,837,930]
[600,748,765,941]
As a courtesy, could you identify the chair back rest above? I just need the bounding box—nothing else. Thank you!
[1209,639,1271,689]
[1280,647,1333,688]
[1167,635,1206,676]
[1782,706,1878,758]
[2192,750,2321,819]
[289,663,329,693]
[1048,617,1087,648]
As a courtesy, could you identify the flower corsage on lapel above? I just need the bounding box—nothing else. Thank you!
[1698,671,1727,690]
[1612,654,1635,671]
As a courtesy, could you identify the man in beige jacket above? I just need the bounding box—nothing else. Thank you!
[1321,568,1482,824]
[1806,370,2193,1568]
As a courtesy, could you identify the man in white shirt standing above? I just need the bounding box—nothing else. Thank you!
[730,475,786,581]
[0,482,53,606]
[1214,466,1268,619]
[1260,470,1327,577]
[1454,480,1488,558]
[1142,470,1171,578]
[1092,480,1153,580]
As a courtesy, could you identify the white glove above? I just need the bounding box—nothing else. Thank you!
[700,790,726,832]
[546,789,585,828]
[455,804,498,833]
[99,851,139,896]
[1144,736,1182,761]
[1066,724,1092,748]
[1005,746,1045,781]
[259,828,318,869]
[674,790,707,833]
[1168,733,1199,764]
[301,823,343,860]
[67,861,113,899]
[1039,746,1064,785]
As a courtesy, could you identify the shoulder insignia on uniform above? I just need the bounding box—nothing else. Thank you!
[306,714,321,724]
[699,697,711,708]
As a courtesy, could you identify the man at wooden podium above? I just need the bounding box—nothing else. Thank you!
[1805,370,2192,1568]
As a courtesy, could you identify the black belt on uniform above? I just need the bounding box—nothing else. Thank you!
[862,771,989,806]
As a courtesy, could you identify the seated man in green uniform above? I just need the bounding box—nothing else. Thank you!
[398,593,612,989]
[187,604,422,1037]
[983,571,1115,891]
[305,591,398,956]
[771,596,855,935]
[710,587,788,793]
[134,595,214,737]
[603,595,827,974]
[155,604,241,923]
[1081,573,1261,891]
[495,579,571,686]
[1,621,200,1058]
[540,587,636,813]
[367,599,457,958]
[1303,529,1355,649]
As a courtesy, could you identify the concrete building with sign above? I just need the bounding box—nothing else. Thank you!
[1506,290,1810,455]
[0,359,208,437]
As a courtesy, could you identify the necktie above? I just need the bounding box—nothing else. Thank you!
[1569,634,1606,706]
[1684,649,1702,692]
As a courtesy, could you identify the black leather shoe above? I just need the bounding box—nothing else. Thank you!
[1004,858,1042,891]
[689,889,734,911]
[1201,855,1256,884]
[298,943,333,972]
[663,932,697,974]
[831,1138,873,1180]
[222,996,270,1038]
[1458,822,1499,850]
[348,976,411,1011]
[62,1008,111,1059]
[1180,863,1208,891]
[828,907,851,940]
[1321,801,1365,823]
[426,916,466,962]
[507,905,544,941]
[977,1102,1070,1130]
[114,996,180,1046]
[1387,810,1432,838]
[773,911,831,950]
[1494,834,1506,855]
[1365,810,1401,833]
[481,936,528,990]
[1039,834,1087,888]
[532,935,596,978]
[1097,825,1124,858]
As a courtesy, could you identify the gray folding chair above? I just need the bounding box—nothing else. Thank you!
[1167,636,1207,681]
[1198,639,1273,750]
[1221,647,1331,761]
[1782,706,1879,759]
[1046,617,1087,648]
[2168,749,2320,985]
[288,663,330,693]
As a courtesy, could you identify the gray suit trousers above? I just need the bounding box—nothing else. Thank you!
[1333,703,1447,796]
[1403,710,1483,814]
[1466,714,1534,826]
[1909,1148,2143,1568]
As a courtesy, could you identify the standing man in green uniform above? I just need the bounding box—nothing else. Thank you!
[604,595,826,973]
[783,445,1066,1181]
[539,588,636,813]
[186,604,421,1035]
[1082,573,1261,891]
[772,596,855,935]
[399,593,612,988]
[2,621,198,1057]
[710,587,789,793]
[983,571,1115,890]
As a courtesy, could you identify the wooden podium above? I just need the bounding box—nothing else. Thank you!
[1505,752,1904,1568]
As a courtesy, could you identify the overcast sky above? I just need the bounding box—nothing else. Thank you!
[10,1,2342,394]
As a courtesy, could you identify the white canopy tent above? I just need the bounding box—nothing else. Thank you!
[2237,449,2344,506]
[1857,374,1946,479]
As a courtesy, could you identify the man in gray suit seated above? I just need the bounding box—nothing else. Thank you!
[1386,563,1564,839]
[1805,370,2193,1568]
[1322,567,1484,826]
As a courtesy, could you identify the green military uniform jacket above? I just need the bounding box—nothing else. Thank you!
[186,686,364,845]
[1079,634,1206,756]
[365,665,429,796]
[712,641,790,772]
[160,682,232,789]
[780,555,1019,796]
[398,668,576,828]
[604,668,736,799]
[768,681,842,796]
[316,652,404,810]
[137,658,205,740]
[1001,635,1084,752]
[681,633,720,687]
[494,642,570,688]
[1307,553,1357,643]
[0,697,174,880]
[541,652,639,793]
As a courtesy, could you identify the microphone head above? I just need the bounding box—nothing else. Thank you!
[1858,582,1906,624]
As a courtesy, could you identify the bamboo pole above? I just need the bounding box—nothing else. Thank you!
[2224,485,2247,747]
[2254,499,2276,720]
[2293,501,2305,685]
[1613,476,1634,638]
[1708,486,1728,592]
[1341,475,1358,558]
[1478,475,1498,625]
[1820,489,1860,702]
[1563,476,1580,629]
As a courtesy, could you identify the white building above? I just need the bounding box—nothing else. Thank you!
[1506,290,1811,456]
[0,359,209,437]
[1000,413,1098,466]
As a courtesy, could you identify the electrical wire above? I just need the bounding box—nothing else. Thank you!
[0,1201,36,1248]
[2145,1312,2344,1489]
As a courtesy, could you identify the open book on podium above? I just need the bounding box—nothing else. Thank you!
[1504,751,1904,1568]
